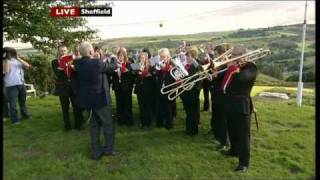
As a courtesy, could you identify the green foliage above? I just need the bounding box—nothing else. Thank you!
[268,39,298,49]
[228,28,269,38]
[286,69,315,83]
[3,0,97,54]
[3,86,315,179]
[23,54,55,92]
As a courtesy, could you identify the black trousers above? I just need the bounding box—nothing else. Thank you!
[58,93,84,129]
[114,88,133,126]
[181,90,200,135]
[202,80,210,111]
[211,105,229,146]
[90,105,115,157]
[156,94,175,129]
[137,92,153,127]
[226,112,251,167]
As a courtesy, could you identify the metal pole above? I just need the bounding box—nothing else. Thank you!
[297,0,308,107]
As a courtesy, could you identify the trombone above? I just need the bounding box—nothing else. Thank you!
[161,48,270,100]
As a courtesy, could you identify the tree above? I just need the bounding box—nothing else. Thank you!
[3,0,98,54]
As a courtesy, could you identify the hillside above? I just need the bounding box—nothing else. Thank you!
[96,23,315,84]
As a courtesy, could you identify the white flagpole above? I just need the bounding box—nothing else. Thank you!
[297,0,308,107]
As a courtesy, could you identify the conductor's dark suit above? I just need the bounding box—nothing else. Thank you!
[74,56,117,157]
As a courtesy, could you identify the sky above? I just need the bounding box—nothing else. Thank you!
[3,1,316,49]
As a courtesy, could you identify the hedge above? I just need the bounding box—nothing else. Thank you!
[22,54,56,93]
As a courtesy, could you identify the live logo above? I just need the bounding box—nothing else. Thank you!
[51,7,80,17]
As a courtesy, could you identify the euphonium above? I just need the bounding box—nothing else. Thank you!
[170,56,189,81]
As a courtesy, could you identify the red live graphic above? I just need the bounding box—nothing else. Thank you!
[50,7,80,17]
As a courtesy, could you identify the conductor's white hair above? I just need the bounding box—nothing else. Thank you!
[79,42,93,56]
[158,48,170,56]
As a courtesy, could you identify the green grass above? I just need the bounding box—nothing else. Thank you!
[3,86,315,180]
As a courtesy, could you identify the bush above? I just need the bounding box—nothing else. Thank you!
[268,40,298,49]
[23,54,56,93]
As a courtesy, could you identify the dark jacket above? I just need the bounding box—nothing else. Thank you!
[112,62,135,92]
[51,59,71,96]
[74,56,117,109]
[134,67,154,95]
[180,63,202,100]
[223,62,258,115]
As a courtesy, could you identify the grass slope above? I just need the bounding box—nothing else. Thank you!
[3,86,315,180]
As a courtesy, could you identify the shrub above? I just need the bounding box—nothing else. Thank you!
[23,54,56,93]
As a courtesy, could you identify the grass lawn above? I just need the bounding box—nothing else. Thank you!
[3,86,315,180]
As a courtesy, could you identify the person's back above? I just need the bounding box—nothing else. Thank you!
[3,47,31,124]
[74,42,117,160]
[75,57,108,109]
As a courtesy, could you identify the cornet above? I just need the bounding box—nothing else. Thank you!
[161,48,270,100]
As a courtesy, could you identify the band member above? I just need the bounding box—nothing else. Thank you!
[210,43,231,150]
[201,44,215,111]
[134,52,154,129]
[153,48,175,129]
[73,42,117,160]
[94,46,104,59]
[112,47,135,126]
[221,45,258,172]
[141,48,157,121]
[70,45,84,130]
[106,46,119,91]
[52,44,82,131]
[180,48,201,136]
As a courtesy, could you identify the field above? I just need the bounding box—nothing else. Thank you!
[3,86,315,180]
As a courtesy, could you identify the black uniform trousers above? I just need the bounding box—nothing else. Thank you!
[114,88,133,126]
[181,89,200,135]
[202,80,210,111]
[136,77,154,127]
[156,93,175,129]
[210,92,229,146]
[58,92,84,129]
[137,93,153,127]
[226,112,251,167]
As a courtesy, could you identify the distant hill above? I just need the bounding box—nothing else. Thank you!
[18,23,315,86]
[96,23,315,84]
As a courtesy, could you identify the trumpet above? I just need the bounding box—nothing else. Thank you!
[161,48,270,100]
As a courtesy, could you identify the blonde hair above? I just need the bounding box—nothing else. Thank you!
[158,48,170,56]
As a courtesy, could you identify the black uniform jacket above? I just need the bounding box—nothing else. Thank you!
[112,61,135,92]
[223,62,258,115]
[180,63,202,100]
[52,59,72,96]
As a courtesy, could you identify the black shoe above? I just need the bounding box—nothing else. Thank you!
[221,149,238,157]
[91,153,103,160]
[64,126,72,131]
[104,151,119,156]
[235,165,248,172]
[218,145,229,152]
[21,115,30,120]
[74,127,85,131]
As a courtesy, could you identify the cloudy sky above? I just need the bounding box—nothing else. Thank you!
[4,1,316,48]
